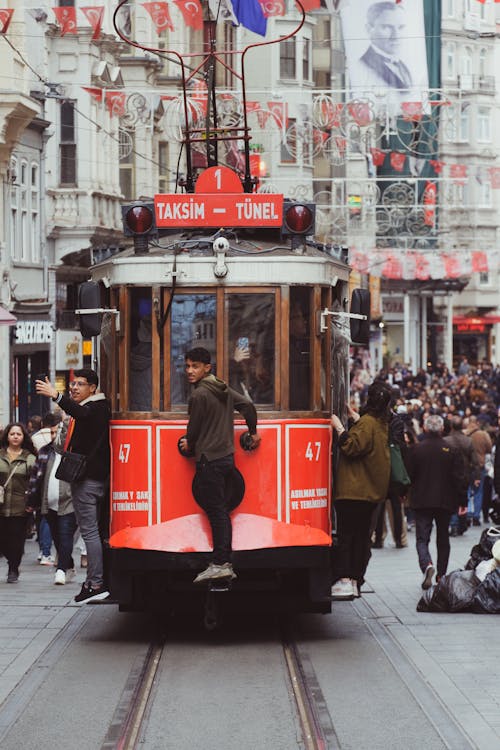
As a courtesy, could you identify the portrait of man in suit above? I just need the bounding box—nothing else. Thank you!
[360,1,412,90]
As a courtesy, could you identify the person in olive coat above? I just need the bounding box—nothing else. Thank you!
[0,423,37,582]
[330,381,392,600]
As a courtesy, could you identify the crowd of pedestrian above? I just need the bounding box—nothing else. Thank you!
[0,368,110,604]
[332,354,500,599]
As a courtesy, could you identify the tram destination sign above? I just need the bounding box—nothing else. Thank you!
[154,193,283,228]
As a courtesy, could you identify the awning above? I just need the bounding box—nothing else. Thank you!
[0,306,17,326]
[453,316,500,325]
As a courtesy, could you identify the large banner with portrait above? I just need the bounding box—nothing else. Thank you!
[340,0,429,115]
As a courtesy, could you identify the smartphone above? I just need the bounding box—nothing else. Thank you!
[34,373,47,384]
[237,337,249,350]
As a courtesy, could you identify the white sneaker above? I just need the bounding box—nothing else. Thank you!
[331,578,354,600]
[193,562,236,584]
[54,569,66,585]
[422,563,435,590]
[40,555,54,566]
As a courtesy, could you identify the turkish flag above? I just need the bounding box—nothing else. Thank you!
[0,8,14,33]
[256,110,271,128]
[471,251,488,273]
[53,6,77,35]
[267,101,287,130]
[258,0,285,16]
[143,2,174,32]
[382,252,403,280]
[371,148,385,167]
[488,167,500,189]
[347,102,372,127]
[82,87,103,103]
[401,101,423,121]
[81,7,104,40]
[429,159,445,174]
[413,253,430,281]
[173,0,203,30]
[390,151,406,172]
[296,0,321,10]
[350,249,370,274]
[105,91,127,117]
[450,163,467,184]
[423,181,437,227]
[443,255,462,279]
[245,101,261,113]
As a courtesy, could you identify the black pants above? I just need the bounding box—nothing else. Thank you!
[192,454,239,565]
[0,516,27,574]
[414,508,452,578]
[332,499,379,586]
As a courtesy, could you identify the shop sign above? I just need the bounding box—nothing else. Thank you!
[56,330,83,370]
[14,320,53,345]
[455,323,486,334]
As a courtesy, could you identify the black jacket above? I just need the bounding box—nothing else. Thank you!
[58,393,111,481]
[406,434,467,512]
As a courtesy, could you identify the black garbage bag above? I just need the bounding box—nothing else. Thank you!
[464,526,500,570]
[471,568,500,614]
[417,570,479,613]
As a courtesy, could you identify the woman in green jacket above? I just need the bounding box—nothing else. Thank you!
[0,423,37,583]
[331,381,392,600]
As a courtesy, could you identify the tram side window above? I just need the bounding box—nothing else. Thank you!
[289,288,311,410]
[129,290,152,411]
[170,294,216,405]
[227,294,275,405]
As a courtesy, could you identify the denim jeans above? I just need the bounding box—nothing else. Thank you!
[71,478,107,587]
[46,510,77,572]
[468,470,486,522]
[414,508,452,578]
[192,454,237,565]
[38,515,53,557]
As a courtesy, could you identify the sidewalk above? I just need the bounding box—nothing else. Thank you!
[363,521,500,750]
[0,539,82,706]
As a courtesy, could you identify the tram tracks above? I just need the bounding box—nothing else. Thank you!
[100,619,339,750]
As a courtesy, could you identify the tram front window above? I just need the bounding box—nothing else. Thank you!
[170,294,216,405]
[289,288,311,410]
[129,290,152,411]
[226,293,275,405]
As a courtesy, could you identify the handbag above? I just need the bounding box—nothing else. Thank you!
[389,442,411,490]
[0,463,20,504]
[55,451,88,483]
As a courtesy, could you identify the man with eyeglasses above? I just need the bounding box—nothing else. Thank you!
[36,369,111,603]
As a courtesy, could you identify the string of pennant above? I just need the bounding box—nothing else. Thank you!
[350,248,499,282]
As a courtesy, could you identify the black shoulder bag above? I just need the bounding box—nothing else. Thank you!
[55,431,107,483]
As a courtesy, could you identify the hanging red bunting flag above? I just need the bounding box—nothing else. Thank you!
[0,8,14,33]
[443,254,462,279]
[173,0,203,30]
[471,251,488,273]
[53,6,77,34]
[245,101,262,113]
[370,148,385,167]
[401,101,423,121]
[390,151,406,172]
[256,109,271,128]
[143,2,174,32]
[450,163,467,184]
[81,7,104,39]
[82,86,103,102]
[414,253,430,281]
[296,0,321,10]
[105,91,127,117]
[429,159,445,174]
[488,167,500,189]
[350,248,370,274]
[267,102,288,130]
[258,0,285,16]
[382,252,403,280]
[347,102,372,127]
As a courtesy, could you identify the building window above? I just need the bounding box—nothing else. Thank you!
[158,141,169,193]
[477,106,491,142]
[280,37,296,79]
[302,38,311,82]
[31,163,40,262]
[459,103,470,141]
[479,48,487,78]
[461,48,473,77]
[119,128,135,199]
[479,271,489,286]
[478,180,492,207]
[446,44,455,79]
[60,100,77,185]
[20,160,28,261]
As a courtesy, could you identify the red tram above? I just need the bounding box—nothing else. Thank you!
[75,2,370,621]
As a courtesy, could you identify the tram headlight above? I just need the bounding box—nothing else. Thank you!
[121,202,157,254]
[281,201,316,237]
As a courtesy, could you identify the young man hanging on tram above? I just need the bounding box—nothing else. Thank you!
[179,347,261,584]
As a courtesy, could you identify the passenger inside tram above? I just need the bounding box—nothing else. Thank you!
[289,291,310,410]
